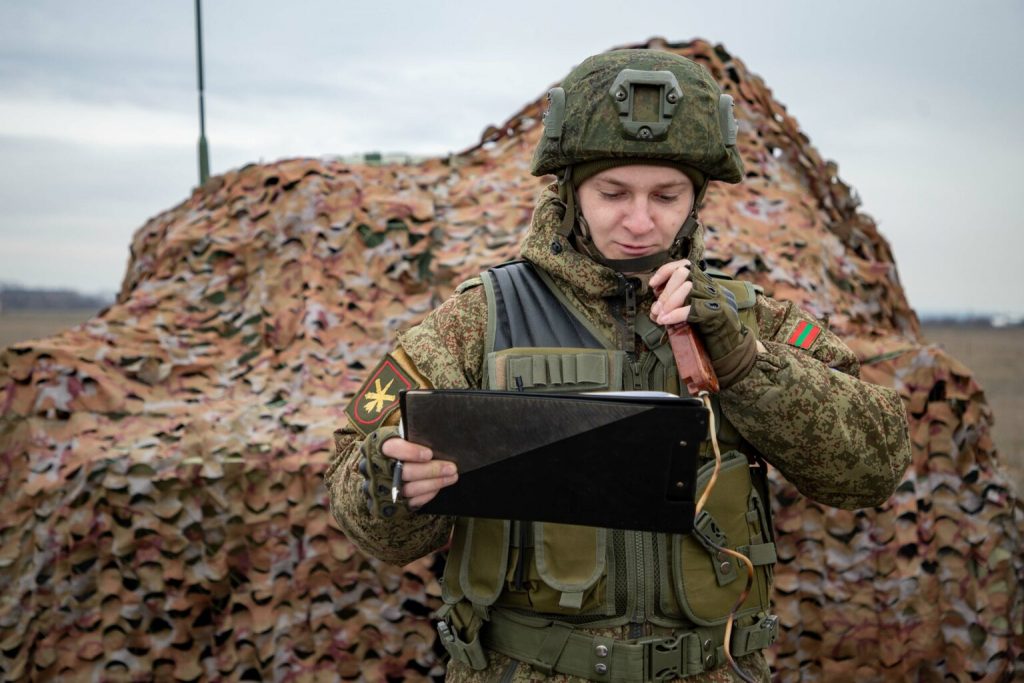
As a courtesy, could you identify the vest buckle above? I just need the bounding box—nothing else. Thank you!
[640,633,691,682]
[692,510,739,586]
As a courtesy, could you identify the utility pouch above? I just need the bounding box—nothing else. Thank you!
[534,523,607,611]
[446,517,611,616]
[497,522,609,615]
[671,452,774,625]
[443,517,511,606]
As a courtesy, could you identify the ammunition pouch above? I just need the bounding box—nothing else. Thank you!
[442,517,611,616]
[487,347,625,393]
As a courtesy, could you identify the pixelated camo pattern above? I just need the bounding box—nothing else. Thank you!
[0,37,1021,681]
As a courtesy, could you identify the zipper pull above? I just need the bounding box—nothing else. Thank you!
[615,274,643,388]
[623,277,637,324]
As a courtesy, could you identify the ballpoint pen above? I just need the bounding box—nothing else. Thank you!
[391,461,403,504]
[391,418,405,503]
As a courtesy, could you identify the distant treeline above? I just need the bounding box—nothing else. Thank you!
[0,286,113,311]
[920,314,1023,329]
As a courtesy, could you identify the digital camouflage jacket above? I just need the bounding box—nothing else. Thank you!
[325,188,912,682]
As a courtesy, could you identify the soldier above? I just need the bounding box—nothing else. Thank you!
[326,49,911,682]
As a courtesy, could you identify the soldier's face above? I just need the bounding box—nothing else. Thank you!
[577,165,694,262]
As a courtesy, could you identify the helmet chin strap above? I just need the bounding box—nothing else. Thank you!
[559,175,708,274]
[557,167,577,238]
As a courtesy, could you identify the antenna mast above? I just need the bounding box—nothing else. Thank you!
[195,0,210,185]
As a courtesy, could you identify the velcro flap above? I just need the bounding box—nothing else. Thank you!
[558,590,585,610]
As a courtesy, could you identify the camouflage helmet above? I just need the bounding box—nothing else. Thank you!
[531,49,743,183]
[531,49,743,273]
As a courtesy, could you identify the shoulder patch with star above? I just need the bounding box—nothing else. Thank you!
[346,354,420,436]
[786,319,822,350]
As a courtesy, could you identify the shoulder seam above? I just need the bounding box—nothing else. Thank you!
[455,276,484,294]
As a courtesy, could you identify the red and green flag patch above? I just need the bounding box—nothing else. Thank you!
[346,353,419,435]
[786,320,822,350]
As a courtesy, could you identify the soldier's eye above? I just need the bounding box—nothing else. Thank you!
[599,191,623,200]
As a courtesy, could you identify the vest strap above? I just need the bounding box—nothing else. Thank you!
[634,315,676,376]
[692,510,739,587]
[534,621,573,675]
[484,261,602,353]
[480,609,778,681]
[738,543,778,566]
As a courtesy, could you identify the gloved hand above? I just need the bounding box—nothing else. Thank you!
[357,425,407,519]
[686,266,757,389]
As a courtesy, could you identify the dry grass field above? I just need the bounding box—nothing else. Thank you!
[922,323,1024,493]
[0,309,96,348]
[1,311,1021,492]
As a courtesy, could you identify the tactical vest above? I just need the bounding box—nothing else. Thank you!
[439,262,778,673]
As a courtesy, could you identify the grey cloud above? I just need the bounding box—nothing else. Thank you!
[0,0,1021,314]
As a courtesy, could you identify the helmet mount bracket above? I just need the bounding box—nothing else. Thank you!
[609,69,682,141]
[543,88,566,141]
[718,94,738,147]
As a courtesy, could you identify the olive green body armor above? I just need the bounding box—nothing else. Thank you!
[438,262,778,676]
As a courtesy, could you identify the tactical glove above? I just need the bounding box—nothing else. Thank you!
[357,426,407,519]
[686,267,758,389]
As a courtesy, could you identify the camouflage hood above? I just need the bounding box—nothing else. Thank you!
[519,186,706,300]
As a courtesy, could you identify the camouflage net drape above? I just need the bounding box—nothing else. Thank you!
[1,38,1021,681]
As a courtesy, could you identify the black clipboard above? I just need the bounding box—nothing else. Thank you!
[401,390,707,533]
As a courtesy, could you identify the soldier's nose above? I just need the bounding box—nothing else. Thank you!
[622,200,655,235]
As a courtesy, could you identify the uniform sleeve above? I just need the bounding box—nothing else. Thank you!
[718,295,911,509]
[324,283,488,565]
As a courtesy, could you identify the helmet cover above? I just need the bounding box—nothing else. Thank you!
[531,49,743,183]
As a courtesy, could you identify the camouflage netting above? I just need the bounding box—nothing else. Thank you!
[1,38,1021,681]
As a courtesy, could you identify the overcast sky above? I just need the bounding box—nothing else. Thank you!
[1,0,1021,316]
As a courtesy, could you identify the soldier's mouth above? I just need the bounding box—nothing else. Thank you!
[615,243,657,256]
